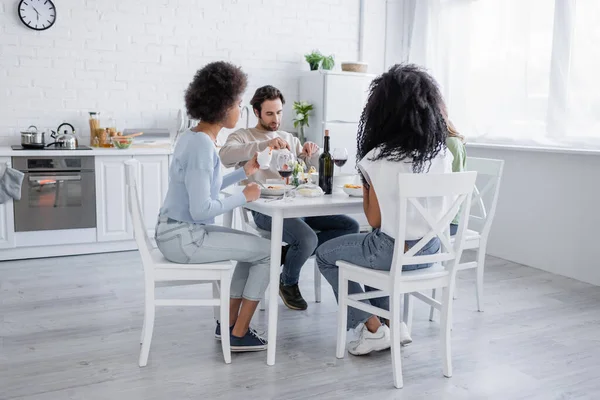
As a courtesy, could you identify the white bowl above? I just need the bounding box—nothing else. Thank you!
[342,185,363,197]
[309,172,357,187]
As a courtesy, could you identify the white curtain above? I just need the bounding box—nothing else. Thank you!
[396,0,600,148]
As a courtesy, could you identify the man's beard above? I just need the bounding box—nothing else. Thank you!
[259,118,280,132]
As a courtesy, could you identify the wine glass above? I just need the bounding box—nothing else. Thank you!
[332,148,349,175]
[275,150,295,202]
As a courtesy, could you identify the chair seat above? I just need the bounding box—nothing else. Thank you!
[451,229,480,249]
[336,260,448,282]
[150,249,234,270]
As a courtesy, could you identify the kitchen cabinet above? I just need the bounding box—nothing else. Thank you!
[0,157,16,249]
[95,155,169,242]
[95,156,132,242]
[134,155,169,237]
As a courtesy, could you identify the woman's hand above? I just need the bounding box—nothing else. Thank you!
[242,182,261,202]
[243,152,260,176]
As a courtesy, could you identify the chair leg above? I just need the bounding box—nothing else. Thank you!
[212,281,221,321]
[440,284,454,378]
[390,293,404,389]
[139,285,155,367]
[429,289,437,321]
[476,248,486,312]
[403,293,413,335]
[336,271,348,359]
[453,279,458,300]
[314,263,322,303]
[220,273,232,364]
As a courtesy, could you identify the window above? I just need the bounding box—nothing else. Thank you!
[398,0,600,148]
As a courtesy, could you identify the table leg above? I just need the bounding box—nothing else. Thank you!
[267,209,284,366]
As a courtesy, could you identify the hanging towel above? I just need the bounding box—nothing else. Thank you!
[0,165,24,204]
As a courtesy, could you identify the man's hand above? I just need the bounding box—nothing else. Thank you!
[242,183,261,202]
[301,141,319,157]
[243,152,260,176]
[267,137,290,150]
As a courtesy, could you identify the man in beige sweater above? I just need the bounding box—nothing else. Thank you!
[220,86,359,311]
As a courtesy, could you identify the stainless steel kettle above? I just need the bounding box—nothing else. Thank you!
[50,123,78,149]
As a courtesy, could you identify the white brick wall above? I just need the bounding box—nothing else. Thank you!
[0,0,360,144]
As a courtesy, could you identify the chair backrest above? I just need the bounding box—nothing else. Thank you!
[390,171,477,280]
[466,157,504,240]
[124,160,155,267]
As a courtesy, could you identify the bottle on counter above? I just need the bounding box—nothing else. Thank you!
[89,112,101,147]
[318,129,334,194]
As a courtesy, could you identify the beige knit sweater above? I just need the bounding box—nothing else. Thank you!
[219,128,320,184]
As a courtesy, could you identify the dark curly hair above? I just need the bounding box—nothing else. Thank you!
[184,61,248,123]
[357,63,448,173]
[250,85,286,116]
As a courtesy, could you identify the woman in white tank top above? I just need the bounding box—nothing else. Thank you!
[315,64,454,356]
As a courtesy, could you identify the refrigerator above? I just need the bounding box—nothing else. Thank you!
[298,70,376,175]
[298,70,376,230]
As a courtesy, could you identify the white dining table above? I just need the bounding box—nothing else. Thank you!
[221,186,364,366]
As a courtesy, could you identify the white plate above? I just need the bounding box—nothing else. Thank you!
[342,186,363,197]
[260,184,293,197]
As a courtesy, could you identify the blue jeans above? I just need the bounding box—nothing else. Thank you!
[316,229,441,330]
[155,217,271,301]
[252,211,360,286]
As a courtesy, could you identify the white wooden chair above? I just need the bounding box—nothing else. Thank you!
[429,157,504,319]
[124,160,235,366]
[335,171,477,389]
[236,207,323,307]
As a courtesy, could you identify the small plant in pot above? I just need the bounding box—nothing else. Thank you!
[305,50,323,71]
[321,55,335,70]
[293,101,313,144]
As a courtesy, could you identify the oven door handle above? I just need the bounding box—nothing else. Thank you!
[29,175,81,183]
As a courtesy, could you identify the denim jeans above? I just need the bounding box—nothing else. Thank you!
[316,229,441,330]
[155,216,271,301]
[450,223,458,236]
[252,211,360,286]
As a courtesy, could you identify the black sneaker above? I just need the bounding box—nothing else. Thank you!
[215,320,233,340]
[230,329,268,352]
[216,320,264,341]
[279,274,308,310]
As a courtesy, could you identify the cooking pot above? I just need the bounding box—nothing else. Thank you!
[20,125,45,148]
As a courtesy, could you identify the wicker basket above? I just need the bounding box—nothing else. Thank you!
[341,62,368,73]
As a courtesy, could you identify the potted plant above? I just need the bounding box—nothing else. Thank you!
[293,100,313,144]
[290,159,307,187]
[305,50,323,71]
[321,54,335,70]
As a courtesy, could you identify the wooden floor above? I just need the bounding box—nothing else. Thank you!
[1,250,599,400]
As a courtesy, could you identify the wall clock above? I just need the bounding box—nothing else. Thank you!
[18,0,56,31]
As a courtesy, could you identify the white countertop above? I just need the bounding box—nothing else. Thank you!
[0,144,174,157]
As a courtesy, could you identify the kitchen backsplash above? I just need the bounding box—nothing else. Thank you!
[0,0,362,145]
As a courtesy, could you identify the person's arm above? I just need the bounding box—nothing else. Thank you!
[220,167,247,189]
[447,138,466,173]
[185,166,247,222]
[363,182,382,229]
[219,130,270,168]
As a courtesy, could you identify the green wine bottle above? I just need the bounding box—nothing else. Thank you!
[318,129,334,194]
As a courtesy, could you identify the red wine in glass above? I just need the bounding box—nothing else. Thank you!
[333,158,347,167]
[278,170,293,178]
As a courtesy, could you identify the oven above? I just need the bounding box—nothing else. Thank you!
[12,156,96,232]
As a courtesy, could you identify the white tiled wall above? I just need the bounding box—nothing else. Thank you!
[0,0,361,144]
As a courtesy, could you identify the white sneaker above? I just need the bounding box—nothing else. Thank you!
[399,322,412,346]
[347,324,391,356]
